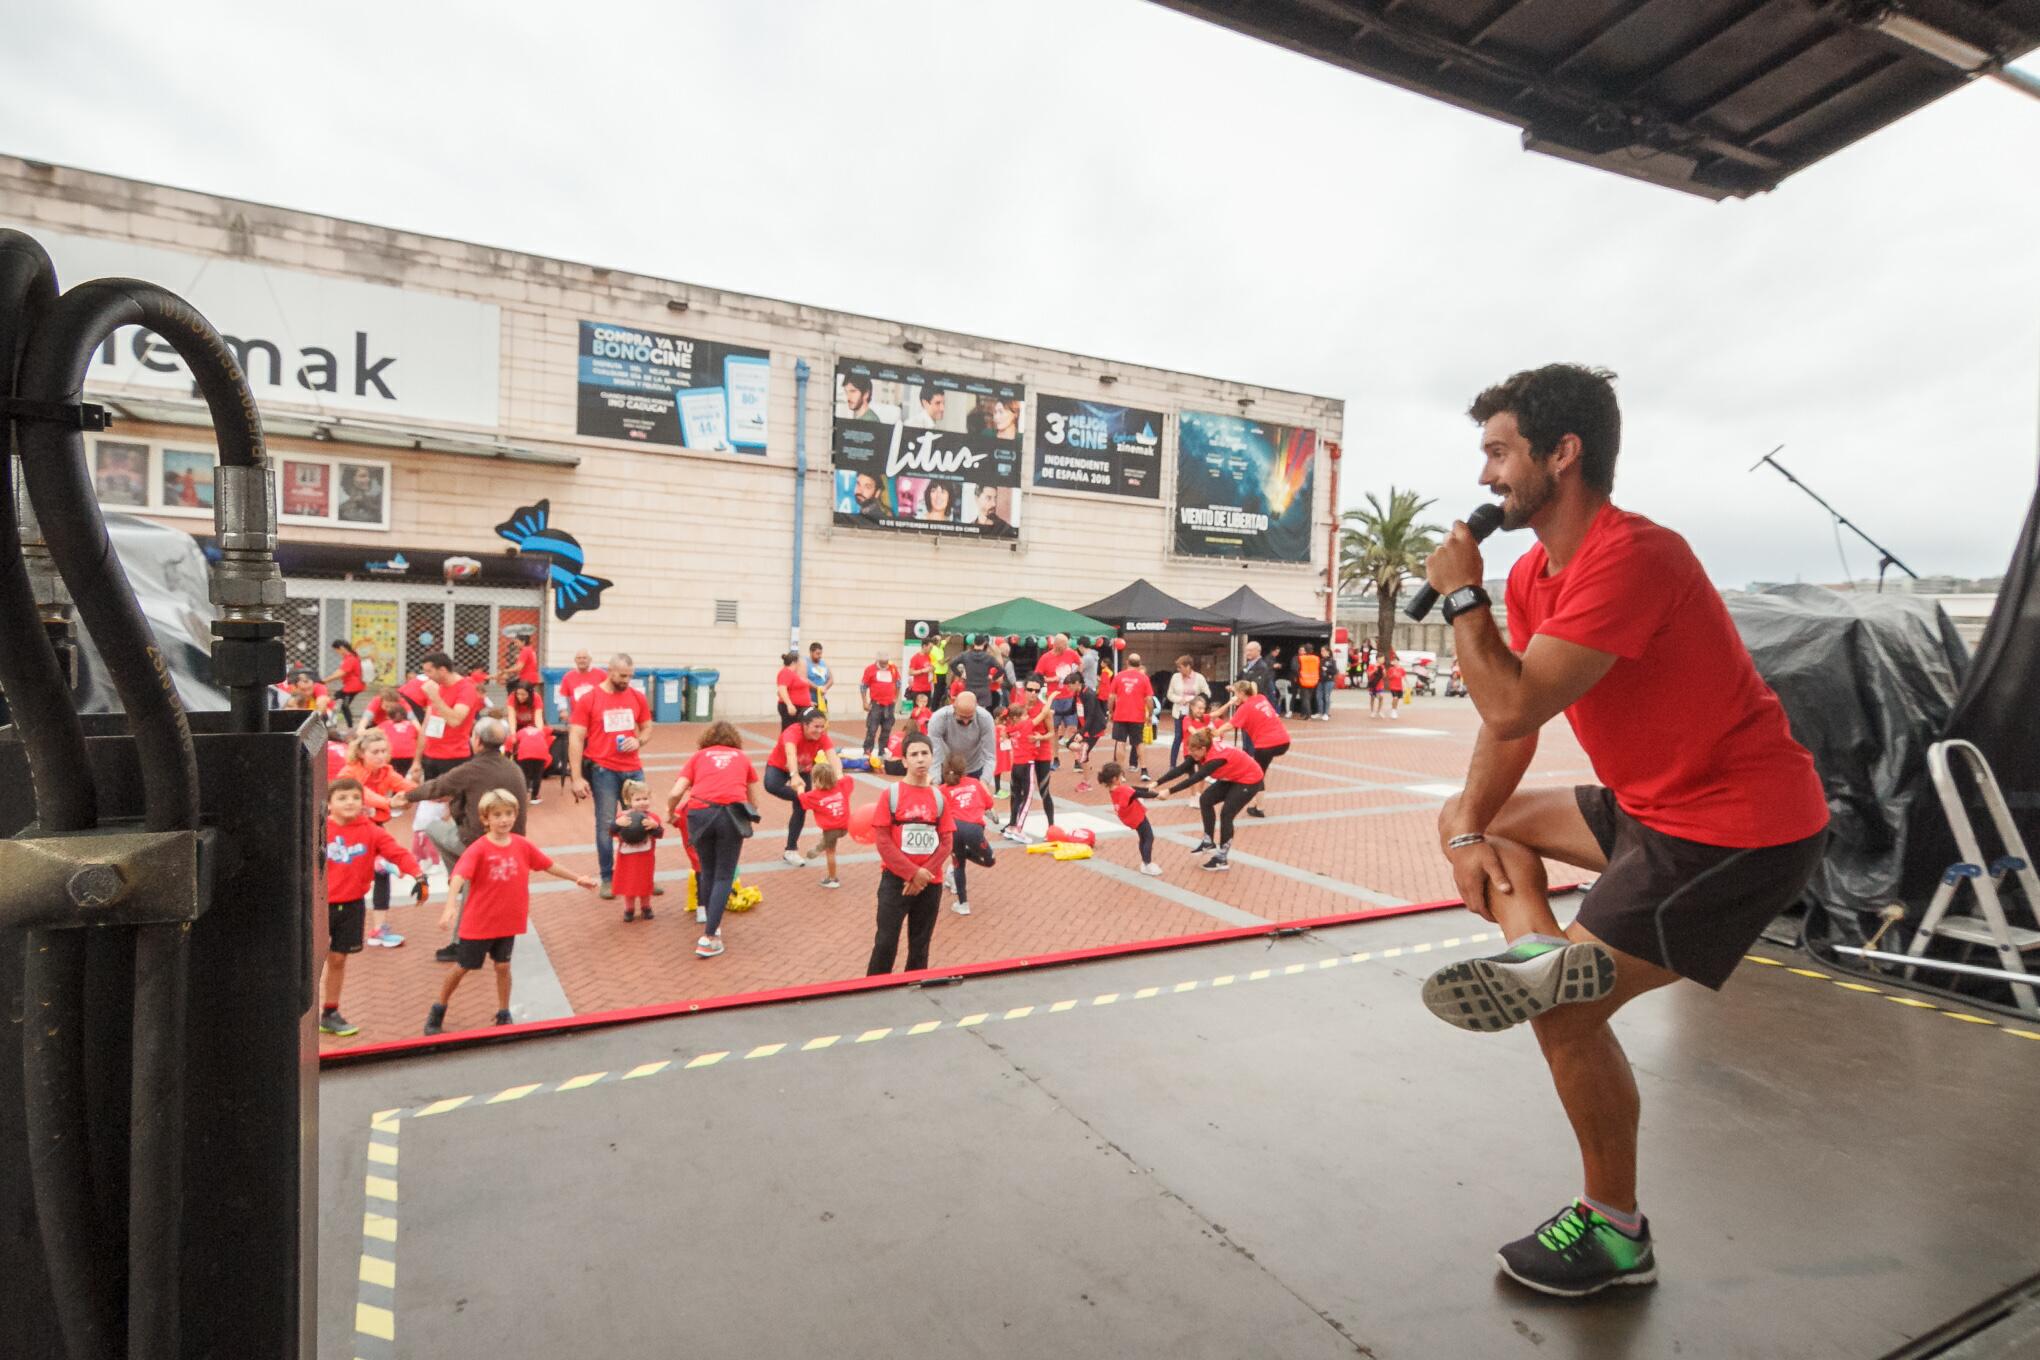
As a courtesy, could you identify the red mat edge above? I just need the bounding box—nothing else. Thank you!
[320,886,1583,1066]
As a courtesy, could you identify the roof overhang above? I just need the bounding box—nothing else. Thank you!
[89,391,581,467]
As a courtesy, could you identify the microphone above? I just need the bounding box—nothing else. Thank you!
[1405,503,1505,622]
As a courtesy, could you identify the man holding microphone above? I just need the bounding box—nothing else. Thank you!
[1416,364,1828,1298]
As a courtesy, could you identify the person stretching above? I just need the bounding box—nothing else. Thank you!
[763,708,838,865]
[1215,679,1290,819]
[1416,363,1828,1297]
[1149,729,1265,872]
[1098,762,1164,877]
[664,721,763,958]
[866,734,955,974]
[939,754,999,915]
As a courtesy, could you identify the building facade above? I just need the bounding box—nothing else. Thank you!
[2,157,1344,718]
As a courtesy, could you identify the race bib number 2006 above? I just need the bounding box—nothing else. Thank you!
[901,824,939,857]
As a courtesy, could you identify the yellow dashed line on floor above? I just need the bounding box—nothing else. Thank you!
[1749,953,2026,1037]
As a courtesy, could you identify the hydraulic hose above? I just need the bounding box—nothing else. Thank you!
[4,231,121,1360]
[16,278,267,1360]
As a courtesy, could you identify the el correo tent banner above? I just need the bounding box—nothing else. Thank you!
[576,319,770,453]
[832,358,1023,540]
[1032,396,1164,498]
[1174,411,1317,562]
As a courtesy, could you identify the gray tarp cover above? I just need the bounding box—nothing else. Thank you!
[71,513,226,714]
[1726,585,1967,918]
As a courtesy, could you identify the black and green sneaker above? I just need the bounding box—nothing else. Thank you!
[1497,1202,1657,1297]
[1420,937,1615,1033]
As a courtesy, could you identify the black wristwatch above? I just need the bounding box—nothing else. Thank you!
[1441,585,1491,624]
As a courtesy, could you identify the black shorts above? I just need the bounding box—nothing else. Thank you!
[455,935,516,970]
[1573,785,1827,990]
[327,897,365,955]
[1112,720,1146,743]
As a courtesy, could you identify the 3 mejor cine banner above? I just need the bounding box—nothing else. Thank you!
[1173,411,1316,561]
[576,320,770,452]
[1032,395,1163,498]
[831,357,1024,539]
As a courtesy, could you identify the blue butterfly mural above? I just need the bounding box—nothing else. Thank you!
[493,499,614,621]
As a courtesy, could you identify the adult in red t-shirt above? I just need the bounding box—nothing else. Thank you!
[1414,365,1829,1294]
[861,650,901,757]
[1033,634,1081,685]
[323,640,368,727]
[907,642,934,697]
[1221,680,1291,818]
[762,710,838,859]
[557,650,603,722]
[663,722,764,955]
[1104,653,1156,774]
[517,639,542,686]
[415,653,481,778]
[1001,680,1057,842]
[776,650,815,728]
[867,733,956,975]
[1151,729,1264,870]
[567,654,653,894]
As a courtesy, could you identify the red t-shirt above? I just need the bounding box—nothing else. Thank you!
[1386,665,1406,691]
[324,815,421,902]
[768,724,835,772]
[398,675,430,713]
[873,781,956,877]
[452,833,553,939]
[572,685,651,772]
[1035,648,1080,682]
[944,776,993,826]
[339,651,364,694]
[1109,782,1149,829]
[517,643,541,685]
[1232,694,1289,749]
[863,663,899,707]
[1106,669,1154,723]
[1204,742,1266,785]
[798,776,855,831]
[420,677,481,761]
[680,745,756,806]
[777,665,814,709]
[995,731,1013,775]
[558,667,603,714]
[508,690,540,731]
[1506,503,1827,847]
[513,725,555,764]
[1181,713,1215,740]
[907,652,933,692]
[376,718,419,762]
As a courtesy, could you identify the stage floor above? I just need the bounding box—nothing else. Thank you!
[319,909,2040,1359]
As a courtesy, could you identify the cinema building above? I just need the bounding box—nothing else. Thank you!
[1,156,1344,717]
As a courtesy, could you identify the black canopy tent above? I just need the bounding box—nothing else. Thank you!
[1076,579,1234,680]
[1204,585,1332,679]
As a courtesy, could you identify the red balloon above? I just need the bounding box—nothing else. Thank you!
[1069,827,1096,847]
[848,800,878,845]
[1045,825,1069,843]
[1112,638,1126,650]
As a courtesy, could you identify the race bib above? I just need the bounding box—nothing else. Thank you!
[617,840,650,855]
[901,824,939,857]
[602,707,634,734]
[423,714,447,739]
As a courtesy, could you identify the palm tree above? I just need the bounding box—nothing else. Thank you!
[1339,489,1445,657]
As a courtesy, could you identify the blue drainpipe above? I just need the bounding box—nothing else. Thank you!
[791,357,810,648]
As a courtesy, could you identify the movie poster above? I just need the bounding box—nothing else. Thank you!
[576,320,771,452]
[1173,411,1316,562]
[831,358,1023,539]
[1032,396,1163,498]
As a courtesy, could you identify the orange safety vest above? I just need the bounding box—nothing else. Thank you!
[1297,653,1321,687]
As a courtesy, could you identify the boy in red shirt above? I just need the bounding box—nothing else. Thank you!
[1099,761,1164,877]
[798,762,855,888]
[322,778,426,1036]
[513,722,556,804]
[424,789,595,1033]
[865,733,956,975]
[860,652,900,758]
[1385,659,1407,718]
[939,754,999,915]
[906,641,934,703]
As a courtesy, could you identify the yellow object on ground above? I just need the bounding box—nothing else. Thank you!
[1050,844,1093,861]
[687,876,763,911]
[1025,842,1059,855]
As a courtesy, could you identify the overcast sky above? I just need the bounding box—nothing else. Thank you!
[5,0,2037,587]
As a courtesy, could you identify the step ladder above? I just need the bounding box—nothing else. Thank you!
[1905,739,2040,1015]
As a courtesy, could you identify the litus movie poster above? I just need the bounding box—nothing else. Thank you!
[831,358,1023,540]
[1173,411,1316,562]
[1032,396,1163,498]
[576,320,771,453]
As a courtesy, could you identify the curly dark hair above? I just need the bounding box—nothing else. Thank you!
[1466,364,1621,495]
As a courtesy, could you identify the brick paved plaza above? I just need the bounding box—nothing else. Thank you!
[320,696,1596,1053]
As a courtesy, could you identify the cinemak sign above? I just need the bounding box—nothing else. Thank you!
[12,224,501,428]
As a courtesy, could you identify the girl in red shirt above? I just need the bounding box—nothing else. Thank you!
[337,728,418,944]
[797,762,855,888]
[506,681,541,732]
[1150,729,1265,873]
[1217,680,1291,820]
[940,754,999,915]
[1099,761,1163,876]
[992,707,1015,799]
[609,779,664,922]
[1002,680,1057,843]
[866,733,955,975]
[323,640,367,727]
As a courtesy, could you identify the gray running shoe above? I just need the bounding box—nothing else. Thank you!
[1421,938,1616,1033]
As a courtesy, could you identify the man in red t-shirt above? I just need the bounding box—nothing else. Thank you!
[860,649,901,758]
[414,652,481,780]
[567,653,653,897]
[1033,634,1081,685]
[557,649,602,722]
[906,641,934,699]
[866,733,956,975]
[1103,652,1155,776]
[1417,364,1829,1298]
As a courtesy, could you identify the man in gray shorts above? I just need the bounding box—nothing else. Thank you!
[1417,364,1828,1299]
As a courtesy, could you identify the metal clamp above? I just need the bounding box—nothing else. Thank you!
[0,826,216,929]
[0,394,112,431]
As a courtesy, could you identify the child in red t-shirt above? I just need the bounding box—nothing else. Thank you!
[940,754,999,915]
[425,789,596,1034]
[909,693,933,734]
[321,778,425,1037]
[512,722,556,804]
[992,706,1015,799]
[1099,762,1163,877]
[798,763,854,888]
[610,779,664,922]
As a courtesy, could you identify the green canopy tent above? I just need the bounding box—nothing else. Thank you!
[939,596,1116,645]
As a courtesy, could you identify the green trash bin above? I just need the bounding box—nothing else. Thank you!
[686,668,720,721]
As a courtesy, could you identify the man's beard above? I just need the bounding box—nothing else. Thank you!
[1497,465,1556,530]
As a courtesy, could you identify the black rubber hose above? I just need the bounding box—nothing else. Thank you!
[4,231,121,1360]
[16,278,264,1360]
